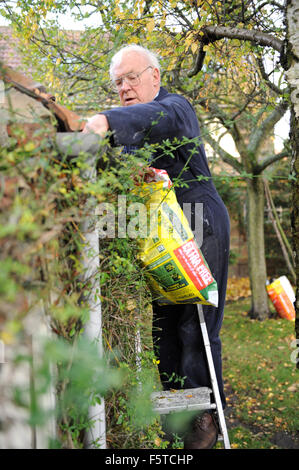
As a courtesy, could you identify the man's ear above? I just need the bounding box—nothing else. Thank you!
[152,67,160,86]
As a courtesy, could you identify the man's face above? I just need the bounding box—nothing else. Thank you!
[112,51,160,107]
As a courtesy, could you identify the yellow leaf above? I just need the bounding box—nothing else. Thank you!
[24,142,35,152]
[1,331,15,345]
[31,23,38,34]
[154,437,161,447]
[231,443,239,448]
[147,18,155,33]
[114,5,121,16]
[287,383,298,392]
[126,299,137,311]
[184,36,193,52]
[191,43,197,54]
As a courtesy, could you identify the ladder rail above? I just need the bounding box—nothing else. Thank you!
[197,304,231,449]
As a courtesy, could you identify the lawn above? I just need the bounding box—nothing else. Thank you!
[106,288,298,450]
[221,298,298,449]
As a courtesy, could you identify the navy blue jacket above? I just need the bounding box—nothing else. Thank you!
[102,87,220,206]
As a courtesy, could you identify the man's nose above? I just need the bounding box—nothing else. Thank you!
[120,79,131,91]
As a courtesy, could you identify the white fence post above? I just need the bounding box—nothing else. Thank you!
[81,220,106,449]
[79,145,106,449]
[56,132,106,449]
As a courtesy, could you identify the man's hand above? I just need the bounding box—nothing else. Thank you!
[82,114,109,136]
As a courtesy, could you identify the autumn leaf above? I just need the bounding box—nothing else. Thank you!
[147,18,155,33]
[226,277,251,301]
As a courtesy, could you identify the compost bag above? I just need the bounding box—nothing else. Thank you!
[266,276,295,321]
[135,168,218,307]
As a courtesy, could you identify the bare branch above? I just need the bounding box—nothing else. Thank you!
[256,56,285,95]
[200,100,248,158]
[201,25,283,53]
[248,100,289,155]
[198,116,244,173]
[255,148,290,173]
[187,43,206,77]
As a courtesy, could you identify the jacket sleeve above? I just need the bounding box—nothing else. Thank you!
[101,93,199,147]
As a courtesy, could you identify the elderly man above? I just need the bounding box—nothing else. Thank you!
[83,45,230,449]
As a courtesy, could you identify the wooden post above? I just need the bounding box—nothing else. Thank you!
[56,132,106,448]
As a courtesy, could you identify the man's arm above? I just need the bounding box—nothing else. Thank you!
[83,94,198,147]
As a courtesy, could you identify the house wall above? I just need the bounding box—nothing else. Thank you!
[228,216,249,278]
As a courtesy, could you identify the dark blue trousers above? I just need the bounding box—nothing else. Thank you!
[152,196,230,408]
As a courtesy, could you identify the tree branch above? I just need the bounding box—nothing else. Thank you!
[256,56,285,95]
[201,100,248,159]
[198,118,244,173]
[187,43,206,77]
[201,25,284,53]
[255,148,290,173]
[248,100,289,156]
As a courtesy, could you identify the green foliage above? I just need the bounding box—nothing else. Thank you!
[0,111,162,447]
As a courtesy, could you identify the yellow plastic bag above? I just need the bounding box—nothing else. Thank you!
[135,168,218,307]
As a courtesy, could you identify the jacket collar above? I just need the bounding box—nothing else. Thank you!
[155,86,168,101]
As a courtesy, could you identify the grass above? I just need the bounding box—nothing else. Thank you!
[221,298,298,449]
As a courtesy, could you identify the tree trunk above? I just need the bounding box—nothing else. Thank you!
[285,0,299,352]
[289,107,299,344]
[246,177,270,320]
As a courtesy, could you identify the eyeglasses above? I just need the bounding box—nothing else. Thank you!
[112,66,153,91]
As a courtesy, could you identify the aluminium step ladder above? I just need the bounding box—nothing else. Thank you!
[151,304,231,449]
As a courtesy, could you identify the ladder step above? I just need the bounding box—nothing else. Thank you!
[151,387,215,415]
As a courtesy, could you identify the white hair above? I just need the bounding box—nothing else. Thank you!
[109,44,160,80]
